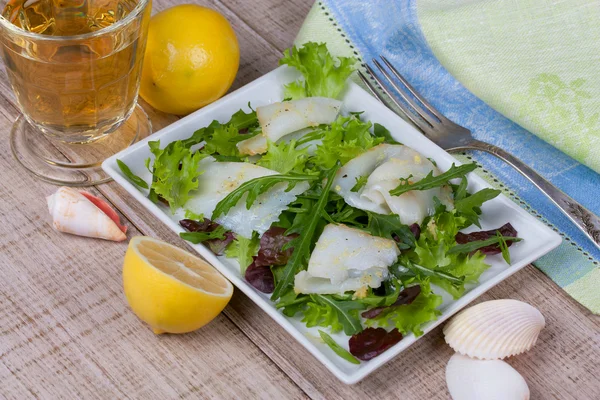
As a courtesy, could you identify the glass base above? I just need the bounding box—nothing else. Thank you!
[10,104,152,186]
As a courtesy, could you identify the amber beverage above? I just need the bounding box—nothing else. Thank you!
[0,0,151,143]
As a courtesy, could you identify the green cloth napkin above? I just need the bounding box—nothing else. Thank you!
[418,0,600,174]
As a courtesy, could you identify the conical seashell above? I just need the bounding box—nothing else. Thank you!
[47,187,127,242]
[443,299,544,360]
[446,353,530,400]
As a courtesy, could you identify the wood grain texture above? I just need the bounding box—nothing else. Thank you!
[1,0,599,399]
[0,98,305,398]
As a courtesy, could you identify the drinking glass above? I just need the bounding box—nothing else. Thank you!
[0,0,152,185]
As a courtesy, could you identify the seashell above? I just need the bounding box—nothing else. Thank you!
[446,353,530,400]
[443,299,544,360]
[47,187,127,242]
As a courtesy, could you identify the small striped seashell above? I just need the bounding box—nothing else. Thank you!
[443,299,545,360]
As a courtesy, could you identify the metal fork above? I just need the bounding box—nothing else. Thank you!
[359,56,600,252]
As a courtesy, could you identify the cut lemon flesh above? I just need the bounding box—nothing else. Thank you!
[123,236,233,334]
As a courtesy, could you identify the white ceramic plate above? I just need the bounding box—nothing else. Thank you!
[102,66,561,384]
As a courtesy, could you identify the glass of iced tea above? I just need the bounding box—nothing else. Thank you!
[0,0,152,185]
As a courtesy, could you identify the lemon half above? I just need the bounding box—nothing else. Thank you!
[123,236,233,334]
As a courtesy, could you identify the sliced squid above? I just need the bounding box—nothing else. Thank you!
[185,158,310,238]
[332,144,454,225]
[47,187,127,241]
[294,224,400,295]
[237,97,341,155]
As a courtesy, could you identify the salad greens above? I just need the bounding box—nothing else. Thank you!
[319,330,360,364]
[117,42,522,365]
[279,42,357,100]
[117,159,148,189]
[389,163,476,196]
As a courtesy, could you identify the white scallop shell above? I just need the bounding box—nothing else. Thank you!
[446,353,530,400]
[443,299,545,360]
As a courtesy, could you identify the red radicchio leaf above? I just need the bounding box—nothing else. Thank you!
[455,223,518,255]
[179,219,235,255]
[361,285,422,319]
[349,327,403,361]
[254,226,298,267]
[409,223,421,240]
[245,259,275,293]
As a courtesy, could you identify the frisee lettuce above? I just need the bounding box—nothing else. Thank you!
[313,114,384,169]
[279,42,357,100]
[302,294,365,335]
[365,280,442,336]
[225,234,260,273]
[256,140,309,174]
[147,140,205,213]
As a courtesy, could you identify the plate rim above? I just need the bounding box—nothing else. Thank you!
[102,66,562,384]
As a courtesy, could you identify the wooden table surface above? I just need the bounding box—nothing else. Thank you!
[1,0,599,399]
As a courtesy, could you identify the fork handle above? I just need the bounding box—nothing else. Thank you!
[451,139,600,251]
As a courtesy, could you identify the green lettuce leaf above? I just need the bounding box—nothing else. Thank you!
[256,140,309,174]
[225,234,260,273]
[279,42,357,100]
[366,280,442,336]
[313,114,384,169]
[302,294,364,335]
[148,140,204,213]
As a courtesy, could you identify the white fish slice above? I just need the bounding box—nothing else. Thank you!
[185,158,310,238]
[47,187,127,242]
[294,224,399,295]
[333,143,454,226]
[446,353,530,400]
[237,97,341,155]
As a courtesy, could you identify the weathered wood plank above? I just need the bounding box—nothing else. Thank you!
[0,99,306,399]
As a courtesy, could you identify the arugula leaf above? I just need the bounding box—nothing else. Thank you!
[225,234,260,273]
[366,280,442,336]
[390,163,477,196]
[279,42,357,100]
[497,231,511,264]
[318,330,360,364]
[448,236,521,255]
[148,140,204,213]
[275,291,310,317]
[454,188,502,228]
[182,108,259,157]
[117,159,148,189]
[350,175,368,192]
[365,212,416,250]
[303,294,364,335]
[180,226,227,244]
[256,140,309,174]
[271,164,340,299]
[453,177,469,202]
[212,173,318,220]
[373,123,400,144]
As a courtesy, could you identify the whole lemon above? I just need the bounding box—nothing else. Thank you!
[139,5,240,115]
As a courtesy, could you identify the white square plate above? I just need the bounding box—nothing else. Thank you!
[103,66,561,384]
